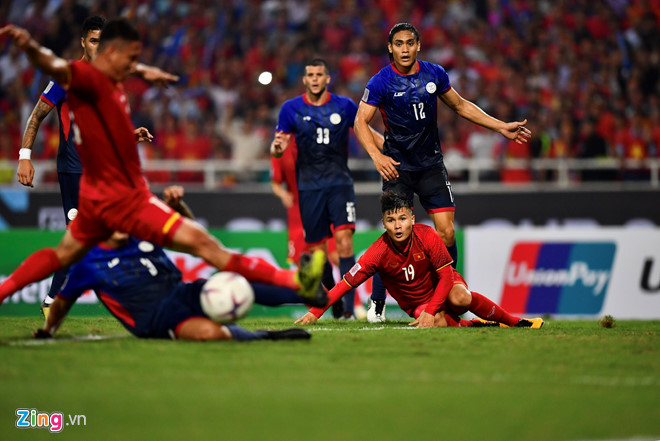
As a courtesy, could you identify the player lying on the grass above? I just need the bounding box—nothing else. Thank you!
[296,191,543,328]
[34,186,320,341]
[0,20,324,309]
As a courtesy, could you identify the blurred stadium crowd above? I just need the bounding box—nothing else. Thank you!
[0,0,659,185]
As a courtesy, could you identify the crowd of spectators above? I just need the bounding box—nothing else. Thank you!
[0,0,659,185]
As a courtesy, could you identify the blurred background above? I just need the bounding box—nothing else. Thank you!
[0,0,658,194]
[0,0,659,318]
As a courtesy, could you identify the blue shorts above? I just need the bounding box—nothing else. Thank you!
[298,185,356,245]
[382,162,456,213]
[57,172,81,225]
[147,280,206,339]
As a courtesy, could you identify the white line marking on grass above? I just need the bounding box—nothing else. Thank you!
[310,326,417,331]
[8,334,130,346]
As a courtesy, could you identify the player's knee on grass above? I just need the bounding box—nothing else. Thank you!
[448,285,471,310]
[177,318,231,341]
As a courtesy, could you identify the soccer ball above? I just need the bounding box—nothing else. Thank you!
[200,272,254,323]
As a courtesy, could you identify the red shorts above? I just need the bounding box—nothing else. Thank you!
[413,268,468,319]
[70,189,184,248]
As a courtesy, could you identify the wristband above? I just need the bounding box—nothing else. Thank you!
[19,148,31,160]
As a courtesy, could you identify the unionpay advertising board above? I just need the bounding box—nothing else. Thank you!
[464,228,660,319]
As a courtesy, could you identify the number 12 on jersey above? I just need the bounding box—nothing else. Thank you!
[412,103,426,120]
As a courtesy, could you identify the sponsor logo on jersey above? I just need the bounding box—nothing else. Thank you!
[303,116,311,121]
[500,242,616,315]
[393,91,405,97]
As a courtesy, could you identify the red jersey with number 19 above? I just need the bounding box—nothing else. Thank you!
[344,223,453,316]
[67,60,147,200]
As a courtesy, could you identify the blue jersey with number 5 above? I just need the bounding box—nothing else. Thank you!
[276,93,358,191]
[362,60,451,171]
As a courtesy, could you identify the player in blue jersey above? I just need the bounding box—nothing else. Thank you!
[271,58,383,319]
[354,23,532,322]
[33,186,317,341]
[17,16,106,316]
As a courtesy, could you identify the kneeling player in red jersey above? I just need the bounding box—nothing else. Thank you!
[296,191,543,329]
[0,20,325,308]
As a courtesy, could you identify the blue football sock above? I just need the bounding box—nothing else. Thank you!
[447,241,458,269]
[321,260,335,290]
[251,282,309,306]
[46,268,69,301]
[225,324,268,341]
[339,256,356,315]
[371,272,386,301]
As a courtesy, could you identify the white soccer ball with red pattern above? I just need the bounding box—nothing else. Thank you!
[200,272,254,323]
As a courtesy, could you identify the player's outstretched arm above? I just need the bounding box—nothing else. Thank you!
[0,25,70,87]
[354,101,400,181]
[439,87,532,144]
[17,100,54,187]
[133,63,179,86]
[33,296,76,338]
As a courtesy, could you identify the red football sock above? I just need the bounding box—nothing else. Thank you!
[225,254,297,290]
[0,249,62,302]
[444,313,475,327]
[469,291,520,327]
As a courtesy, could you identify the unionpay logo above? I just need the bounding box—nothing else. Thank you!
[500,242,616,314]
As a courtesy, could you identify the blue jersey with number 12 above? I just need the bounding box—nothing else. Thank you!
[276,93,358,191]
[362,60,451,171]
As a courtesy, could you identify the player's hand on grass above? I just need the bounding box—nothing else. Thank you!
[134,127,153,143]
[371,151,400,181]
[500,119,531,144]
[295,312,318,325]
[33,329,52,339]
[17,159,35,187]
[270,132,291,158]
[416,311,436,328]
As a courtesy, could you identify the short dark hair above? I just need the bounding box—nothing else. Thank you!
[81,15,106,39]
[99,18,141,50]
[305,58,329,75]
[380,191,412,215]
[387,23,420,45]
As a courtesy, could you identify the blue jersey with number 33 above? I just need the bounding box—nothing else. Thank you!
[276,93,358,191]
[362,60,451,171]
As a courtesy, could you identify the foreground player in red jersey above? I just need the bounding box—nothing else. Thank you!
[0,19,325,306]
[296,191,543,328]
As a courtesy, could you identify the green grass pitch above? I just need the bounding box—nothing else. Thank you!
[0,317,658,441]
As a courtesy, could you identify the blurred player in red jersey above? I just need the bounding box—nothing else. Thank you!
[296,191,543,329]
[0,20,325,307]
